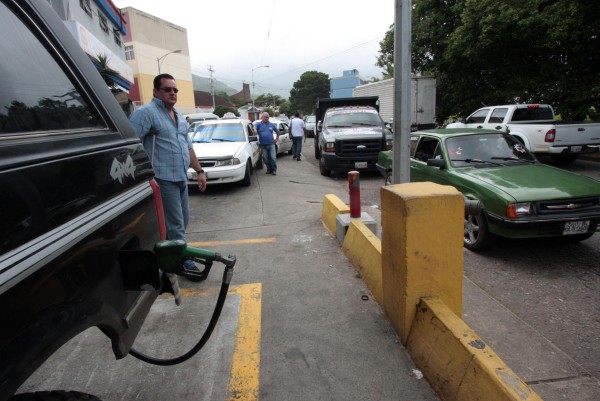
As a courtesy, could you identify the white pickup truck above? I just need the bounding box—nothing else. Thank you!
[447,104,600,163]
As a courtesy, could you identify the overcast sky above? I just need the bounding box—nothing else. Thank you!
[113,0,395,98]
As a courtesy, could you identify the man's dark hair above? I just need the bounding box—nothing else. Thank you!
[294,112,300,117]
[154,73,175,90]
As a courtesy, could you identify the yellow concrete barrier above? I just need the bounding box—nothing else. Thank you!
[321,194,350,236]
[381,182,464,344]
[342,220,382,304]
[408,297,543,401]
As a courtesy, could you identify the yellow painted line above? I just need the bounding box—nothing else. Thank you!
[189,237,276,247]
[170,283,262,401]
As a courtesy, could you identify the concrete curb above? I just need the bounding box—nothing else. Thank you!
[322,193,544,401]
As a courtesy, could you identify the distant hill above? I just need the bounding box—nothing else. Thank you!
[192,74,238,96]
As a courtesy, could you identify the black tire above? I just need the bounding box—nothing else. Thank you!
[10,391,103,401]
[385,171,392,186]
[319,155,331,177]
[550,154,578,164]
[464,211,494,251]
[256,155,263,170]
[240,162,251,186]
[314,137,321,159]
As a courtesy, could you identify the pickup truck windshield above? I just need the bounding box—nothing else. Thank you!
[326,112,381,128]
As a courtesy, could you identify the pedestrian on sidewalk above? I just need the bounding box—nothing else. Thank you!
[129,73,207,274]
[253,112,280,175]
[289,112,305,161]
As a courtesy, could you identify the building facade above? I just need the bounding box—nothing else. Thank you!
[121,7,195,113]
[330,69,366,98]
[48,0,133,94]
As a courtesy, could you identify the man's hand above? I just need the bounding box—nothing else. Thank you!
[197,172,207,192]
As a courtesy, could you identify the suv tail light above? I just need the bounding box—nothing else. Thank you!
[150,179,166,240]
[544,129,556,143]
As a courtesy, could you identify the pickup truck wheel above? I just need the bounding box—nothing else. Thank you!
[314,138,321,159]
[550,154,578,164]
[240,162,252,186]
[319,155,331,177]
[10,391,103,401]
[464,211,493,251]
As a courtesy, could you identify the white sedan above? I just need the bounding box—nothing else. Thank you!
[268,118,293,155]
[187,119,262,186]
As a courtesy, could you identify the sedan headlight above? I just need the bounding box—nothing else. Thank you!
[214,158,241,167]
[506,202,534,218]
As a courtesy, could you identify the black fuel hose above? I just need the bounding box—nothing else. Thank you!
[128,266,233,366]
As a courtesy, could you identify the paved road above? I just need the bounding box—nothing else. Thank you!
[304,141,600,401]
[17,150,439,401]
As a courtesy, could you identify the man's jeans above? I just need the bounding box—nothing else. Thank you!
[291,136,303,159]
[260,144,277,172]
[155,178,189,242]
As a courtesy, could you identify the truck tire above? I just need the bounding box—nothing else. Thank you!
[550,154,578,164]
[256,156,263,170]
[314,137,321,159]
[463,211,493,251]
[10,391,103,401]
[319,155,331,177]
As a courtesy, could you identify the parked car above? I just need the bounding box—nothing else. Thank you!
[184,112,220,124]
[304,115,316,138]
[376,128,600,251]
[188,119,262,186]
[267,118,293,155]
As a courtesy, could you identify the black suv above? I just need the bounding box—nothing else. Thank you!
[0,1,167,399]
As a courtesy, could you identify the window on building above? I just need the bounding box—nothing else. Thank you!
[113,30,122,47]
[80,0,92,17]
[98,14,108,33]
[125,45,135,61]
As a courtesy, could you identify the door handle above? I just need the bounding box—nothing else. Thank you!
[477,125,483,129]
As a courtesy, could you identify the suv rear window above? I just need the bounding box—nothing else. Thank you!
[0,4,106,135]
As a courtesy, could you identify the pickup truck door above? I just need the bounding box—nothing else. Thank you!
[464,108,491,129]
[480,107,509,132]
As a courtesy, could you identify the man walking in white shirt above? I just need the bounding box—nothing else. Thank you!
[289,112,305,161]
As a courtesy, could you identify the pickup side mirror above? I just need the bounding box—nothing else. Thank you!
[427,158,446,169]
[317,121,322,132]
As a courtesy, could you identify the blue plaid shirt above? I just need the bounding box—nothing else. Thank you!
[129,97,192,182]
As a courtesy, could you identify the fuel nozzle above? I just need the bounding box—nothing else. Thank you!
[154,240,236,282]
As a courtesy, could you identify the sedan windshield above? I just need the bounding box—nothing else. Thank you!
[446,133,535,167]
[192,123,246,142]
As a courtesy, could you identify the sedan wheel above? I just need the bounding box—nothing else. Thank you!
[240,162,251,187]
[464,212,493,251]
[385,172,392,186]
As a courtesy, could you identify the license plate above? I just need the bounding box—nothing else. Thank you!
[563,220,589,235]
[571,146,582,152]
[355,161,367,169]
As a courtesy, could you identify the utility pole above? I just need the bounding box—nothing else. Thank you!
[208,65,216,110]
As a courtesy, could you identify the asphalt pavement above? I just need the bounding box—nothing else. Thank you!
[17,146,600,401]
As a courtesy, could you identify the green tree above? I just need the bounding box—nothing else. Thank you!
[213,105,238,117]
[289,71,330,115]
[378,0,600,121]
[255,93,283,108]
[93,54,118,89]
